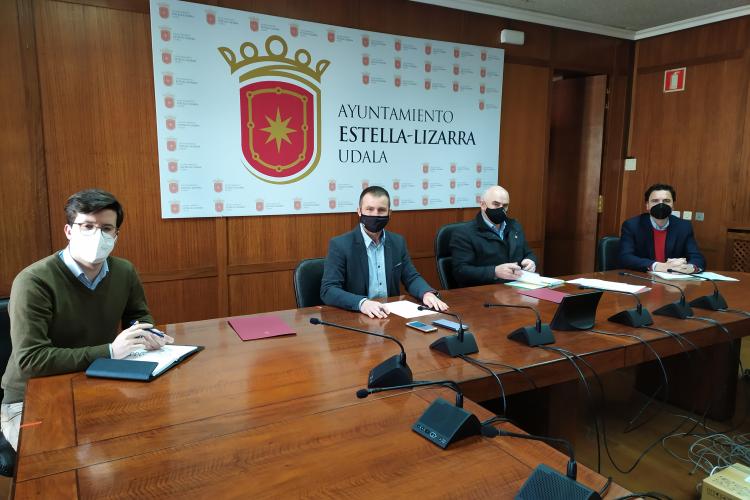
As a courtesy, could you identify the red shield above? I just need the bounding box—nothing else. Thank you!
[395,58,401,69]
[481,50,487,61]
[422,163,429,173]
[393,180,400,190]
[450,163,457,173]
[240,80,316,182]
[362,181,369,190]
[452,82,459,92]
[214,181,223,193]
[166,139,176,151]
[170,202,180,214]
[424,80,431,90]
[215,201,224,212]
[476,163,482,173]
[294,199,301,210]
[168,160,178,172]
[159,5,169,18]
[166,117,175,130]
[454,48,460,58]
[422,196,429,206]
[425,62,431,73]
[479,100,485,110]
[394,40,401,51]
[164,96,174,108]
[329,199,336,209]
[480,84,486,94]
[450,196,456,205]
[476,179,482,189]
[256,200,264,211]
[394,77,401,87]
[206,12,216,25]
[362,35,369,47]
[162,51,172,64]
[250,19,259,32]
[453,64,459,75]
[362,74,369,85]
[393,197,400,207]
[425,44,431,55]
[480,67,486,78]
[450,179,456,189]
[160,29,170,42]
[328,30,335,42]
[422,180,429,190]
[163,73,173,86]
[290,25,298,37]
[169,181,178,193]
[329,180,336,191]
[362,55,369,66]
[476,195,481,204]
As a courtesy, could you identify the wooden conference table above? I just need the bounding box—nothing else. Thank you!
[13,270,750,498]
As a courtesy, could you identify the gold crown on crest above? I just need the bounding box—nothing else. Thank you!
[219,35,330,83]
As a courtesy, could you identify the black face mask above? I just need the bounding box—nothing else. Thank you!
[360,214,389,233]
[649,203,672,219]
[485,207,508,225]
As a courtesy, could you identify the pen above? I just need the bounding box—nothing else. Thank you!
[130,320,165,338]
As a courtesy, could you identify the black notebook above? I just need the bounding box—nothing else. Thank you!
[86,345,203,382]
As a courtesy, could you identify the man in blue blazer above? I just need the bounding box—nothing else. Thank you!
[321,186,448,318]
[619,183,706,272]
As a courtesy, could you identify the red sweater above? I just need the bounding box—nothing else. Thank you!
[652,228,667,263]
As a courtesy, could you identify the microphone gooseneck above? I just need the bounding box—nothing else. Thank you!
[310,317,406,362]
[619,271,686,305]
[484,303,542,332]
[356,379,465,407]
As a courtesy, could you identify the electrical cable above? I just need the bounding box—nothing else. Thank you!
[459,354,507,416]
[463,355,537,390]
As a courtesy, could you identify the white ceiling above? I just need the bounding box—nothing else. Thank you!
[411,0,750,39]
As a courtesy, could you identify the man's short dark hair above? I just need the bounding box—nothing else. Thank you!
[65,189,124,227]
[644,183,676,203]
[359,186,390,207]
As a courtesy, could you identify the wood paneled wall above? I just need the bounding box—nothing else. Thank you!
[624,17,750,270]
[1,0,631,323]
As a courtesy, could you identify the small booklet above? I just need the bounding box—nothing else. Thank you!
[86,345,203,381]
[506,271,565,289]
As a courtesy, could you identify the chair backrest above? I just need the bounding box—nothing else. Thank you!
[595,236,620,272]
[293,258,326,308]
[0,298,11,401]
[434,222,469,290]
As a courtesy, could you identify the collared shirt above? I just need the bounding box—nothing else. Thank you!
[356,225,388,310]
[649,216,670,231]
[482,211,506,240]
[59,246,109,290]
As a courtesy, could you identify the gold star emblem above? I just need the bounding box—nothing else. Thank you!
[261,108,296,152]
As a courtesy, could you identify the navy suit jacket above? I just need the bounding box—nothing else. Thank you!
[320,227,433,311]
[618,213,706,272]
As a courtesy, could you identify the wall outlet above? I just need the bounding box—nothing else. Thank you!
[695,212,704,221]
[624,158,637,171]
[672,210,681,218]
[683,210,693,220]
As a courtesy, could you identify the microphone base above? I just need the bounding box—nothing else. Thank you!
[507,324,555,346]
[516,464,601,500]
[653,301,693,319]
[412,397,481,449]
[690,293,728,311]
[367,354,413,389]
[429,332,479,357]
[608,308,653,327]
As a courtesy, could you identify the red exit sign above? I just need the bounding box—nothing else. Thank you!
[664,67,686,93]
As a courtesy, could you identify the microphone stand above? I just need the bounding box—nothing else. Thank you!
[483,303,554,346]
[667,269,728,310]
[417,306,478,357]
[619,272,693,319]
[578,285,653,327]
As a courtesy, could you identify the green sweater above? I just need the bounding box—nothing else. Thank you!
[2,254,153,403]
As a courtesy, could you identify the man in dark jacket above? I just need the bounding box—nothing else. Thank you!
[619,183,705,272]
[450,186,537,287]
[320,186,448,318]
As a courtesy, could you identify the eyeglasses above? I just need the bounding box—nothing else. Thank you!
[72,222,119,236]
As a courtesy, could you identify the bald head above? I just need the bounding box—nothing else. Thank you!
[481,186,509,209]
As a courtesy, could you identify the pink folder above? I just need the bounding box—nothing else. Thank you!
[517,288,570,304]
[228,315,296,341]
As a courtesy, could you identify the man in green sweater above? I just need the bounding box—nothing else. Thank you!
[0,189,173,466]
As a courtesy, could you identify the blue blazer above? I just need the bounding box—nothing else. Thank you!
[618,213,706,272]
[320,227,433,311]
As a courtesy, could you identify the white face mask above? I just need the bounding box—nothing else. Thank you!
[69,230,116,265]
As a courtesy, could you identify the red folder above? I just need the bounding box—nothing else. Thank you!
[517,288,570,304]
[228,315,296,341]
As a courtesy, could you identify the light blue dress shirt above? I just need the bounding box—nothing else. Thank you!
[59,246,109,290]
[482,212,506,240]
[649,216,670,231]
[357,225,388,310]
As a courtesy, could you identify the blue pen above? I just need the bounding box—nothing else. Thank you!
[130,320,165,338]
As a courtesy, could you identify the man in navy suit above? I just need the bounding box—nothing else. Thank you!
[321,186,448,318]
[618,183,706,272]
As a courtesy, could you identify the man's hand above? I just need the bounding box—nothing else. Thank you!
[495,262,522,280]
[112,323,175,359]
[360,300,389,319]
[520,259,536,272]
[654,258,687,272]
[422,292,448,312]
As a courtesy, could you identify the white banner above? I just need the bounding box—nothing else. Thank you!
[151,0,504,218]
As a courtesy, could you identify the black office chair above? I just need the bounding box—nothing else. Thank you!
[293,258,326,308]
[0,297,15,477]
[595,236,620,272]
[434,222,469,290]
